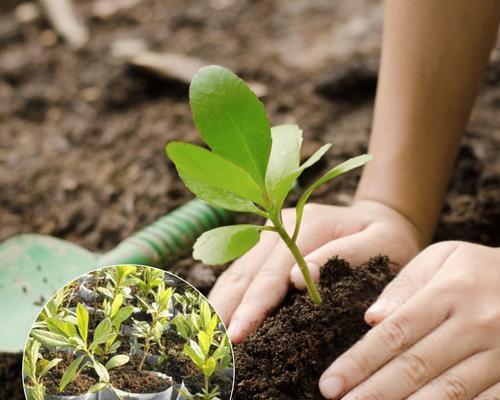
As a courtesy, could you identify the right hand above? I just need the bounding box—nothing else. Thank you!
[208,200,424,344]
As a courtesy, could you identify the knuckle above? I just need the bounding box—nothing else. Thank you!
[399,352,428,386]
[476,309,500,334]
[436,374,469,400]
[219,269,249,287]
[342,350,374,380]
[449,271,478,292]
[378,315,411,351]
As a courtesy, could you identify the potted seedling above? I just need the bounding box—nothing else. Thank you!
[166,66,392,399]
[30,303,129,398]
[24,339,63,400]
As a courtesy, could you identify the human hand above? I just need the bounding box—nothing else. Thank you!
[319,241,500,399]
[208,199,423,344]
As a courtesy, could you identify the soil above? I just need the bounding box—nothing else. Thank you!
[1,0,499,399]
[0,352,22,399]
[233,256,393,400]
[108,355,171,394]
[42,352,98,396]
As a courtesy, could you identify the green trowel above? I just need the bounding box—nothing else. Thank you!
[0,199,233,352]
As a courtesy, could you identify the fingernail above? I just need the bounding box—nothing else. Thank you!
[366,299,387,319]
[319,375,344,399]
[227,319,240,342]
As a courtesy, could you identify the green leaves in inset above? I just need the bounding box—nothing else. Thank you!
[190,65,271,186]
[76,304,89,343]
[193,225,262,265]
[104,354,129,370]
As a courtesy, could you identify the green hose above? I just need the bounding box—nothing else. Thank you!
[98,199,234,267]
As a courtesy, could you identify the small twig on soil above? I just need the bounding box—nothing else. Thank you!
[38,0,89,49]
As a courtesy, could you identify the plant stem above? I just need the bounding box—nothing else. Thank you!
[271,215,322,304]
[204,375,209,397]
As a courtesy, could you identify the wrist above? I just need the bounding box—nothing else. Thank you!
[352,197,428,251]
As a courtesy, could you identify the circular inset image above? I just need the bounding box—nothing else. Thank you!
[22,265,234,400]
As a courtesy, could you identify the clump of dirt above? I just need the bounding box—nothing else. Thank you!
[233,256,393,400]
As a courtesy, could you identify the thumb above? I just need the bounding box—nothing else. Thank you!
[364,241,460,326]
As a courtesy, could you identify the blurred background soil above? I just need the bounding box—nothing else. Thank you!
[0,0,499,399]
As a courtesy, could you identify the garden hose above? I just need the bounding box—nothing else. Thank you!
[98,199,234,267]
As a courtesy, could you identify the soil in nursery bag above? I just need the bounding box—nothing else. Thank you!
[108,355,171,394]
[233,256,393,400]
[43,352,98,396]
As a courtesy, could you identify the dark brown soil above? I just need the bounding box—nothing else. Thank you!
[42,352,98,396]
[1,0,499,399]
[0,353,22,400]
[109,355,171,393]
[234,256,393,400]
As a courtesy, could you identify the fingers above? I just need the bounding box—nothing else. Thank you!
[208,229,278,324]
[476,381,500,400]
[409,349,500,400]
[319,283,450,399]
[226,240,295,343]
[365,241,460,325]
[339,318,478,400]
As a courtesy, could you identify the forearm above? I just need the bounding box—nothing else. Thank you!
[355,0,500,246]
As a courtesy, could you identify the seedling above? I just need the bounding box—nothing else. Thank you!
[132,284,175,370]
[30,303,129,393]
[24,339,62,400]
[183,311,230,400]
[166,66,372,304]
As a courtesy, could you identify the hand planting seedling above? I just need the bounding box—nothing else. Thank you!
[23,265,234,399]
[166,65,372,303]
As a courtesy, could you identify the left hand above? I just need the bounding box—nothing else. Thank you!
[319,241,500,400]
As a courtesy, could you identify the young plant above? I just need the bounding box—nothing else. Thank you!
[183,316,231,400]
[132,284,175,370]
[166,66,372,304]
[97,265,139,300]
[98,293,134,356]
[137,268,165,299]
[30,303,129,393]
[23,339,62,400]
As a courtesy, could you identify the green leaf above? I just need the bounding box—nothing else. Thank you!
[111,305,134,329]
[31,330,69,349]
[167,142,265,205]
[93,361,110,383]
[184,341,204,368]
[110,293,123,319]
[179,170,264,215]
[193,225,262,265]
[198,331,211,357]
[105,355,129,370]
[91,318,114,348]
[202,357,217,379]
[265,126,331,208]
[293,154,373,240]
[265,124,302,190]
[88,382,108,393]
[59,355,84,392]
[38,358,62,378]
[76,304,89,343]
[46,318,77,338]
[190,65,271,186]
